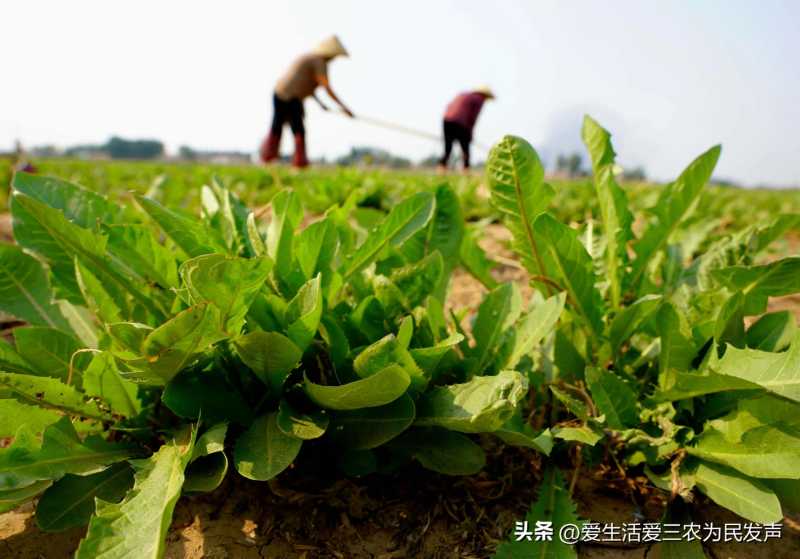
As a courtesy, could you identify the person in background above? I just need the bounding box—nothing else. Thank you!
[13,140,37,174]
[260,35,354,168]
[438,86,494,171]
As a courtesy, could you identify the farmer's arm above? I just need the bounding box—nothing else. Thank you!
[316,74,354,117]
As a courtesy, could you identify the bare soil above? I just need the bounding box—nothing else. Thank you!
[0,212,12,242]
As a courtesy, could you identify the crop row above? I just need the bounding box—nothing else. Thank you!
[1,117,799,558]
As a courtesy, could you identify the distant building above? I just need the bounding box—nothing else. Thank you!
[178,146,253,164]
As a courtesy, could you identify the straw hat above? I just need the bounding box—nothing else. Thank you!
[475,85,496,99]
[313,35,348,58]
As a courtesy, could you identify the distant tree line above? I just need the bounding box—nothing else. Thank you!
[62,136,164,160]
[554,151,646,181]
[336,147,411,168]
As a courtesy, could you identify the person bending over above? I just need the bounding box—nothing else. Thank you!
[260,35,354,168]
[438,86,494,171]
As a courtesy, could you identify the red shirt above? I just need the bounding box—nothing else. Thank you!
[443,92,486,130]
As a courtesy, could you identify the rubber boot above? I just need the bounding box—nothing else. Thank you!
[259,131,281,163]
[292,133,309,168]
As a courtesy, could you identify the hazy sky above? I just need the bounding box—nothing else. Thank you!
[3,1,799,186]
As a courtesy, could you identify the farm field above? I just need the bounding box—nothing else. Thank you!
[2,120,800,559]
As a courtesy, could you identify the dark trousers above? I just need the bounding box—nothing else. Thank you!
[439,120,472,168]
[271,94,305,136]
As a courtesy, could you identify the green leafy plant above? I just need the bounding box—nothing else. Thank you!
[485,116,800,536]
[0,171,554,555]
[2,115,799,558]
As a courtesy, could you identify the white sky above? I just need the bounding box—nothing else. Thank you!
[3,0,799,186]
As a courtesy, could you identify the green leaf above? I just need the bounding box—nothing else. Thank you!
[75,427,196,559]
[397,316,413,348]
[75,259,126,324]
[549,387,589,422]
[392,428,485,475]
[107,322,153,358]
[400,184,464,297]
[712,332,800,402]
[0,399,61,438]
[553,425,603,446]
[134,193,227,257]
[468,283,522,377]
[746,311,797,352]
[36,462,134,532]
[343,191,435,279]
[494,467,582,559]
[162,367,253,426]
[401,185,463,268]
[582,116,634,309]
[658,302,696,383]
[608,294,661,353]
[191,423,227,460]
[106,224,179,289]
[766,478,800,514]
[459,225,499,289]
[374,251,444,317]
[329,393,415,449]
[688,424,800,478]
[0,243,69,330]
[534,213,605,338]
[181,254,272,333]
[0,338,34,374]
[409,333,463,376]
[246,212,266,257]
[11,190,106,302]
[494,412,553,455]
[285,274,323,351]
[0,479,53,511]
[585,367,638,429]
[0,417,134,490]
[234,413,302,481]
[13,326,88,384]
[82,352,142,418]
[709,394,800,438]
[184,423,228,493]
[129,304,226,384]
[651,507,708,559]
[12,191,165,319]
[486,135,554,279]
[713,257,800,314]
[276,400,329,440]
[713,291,745,347]
[293,217,338,282]
[414,370,528,433]
[12,172,118,228]
[0,372,110,420]
[266,189,303,282]
[496,291,565,370]
[354,334,427,392]
[303,365,410,411]
[630,145,721,291]
[349,295,386,343]
[693,460,781,524]
[655,371,760,402]
[233,331,301,392]
[57,299,100,348]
